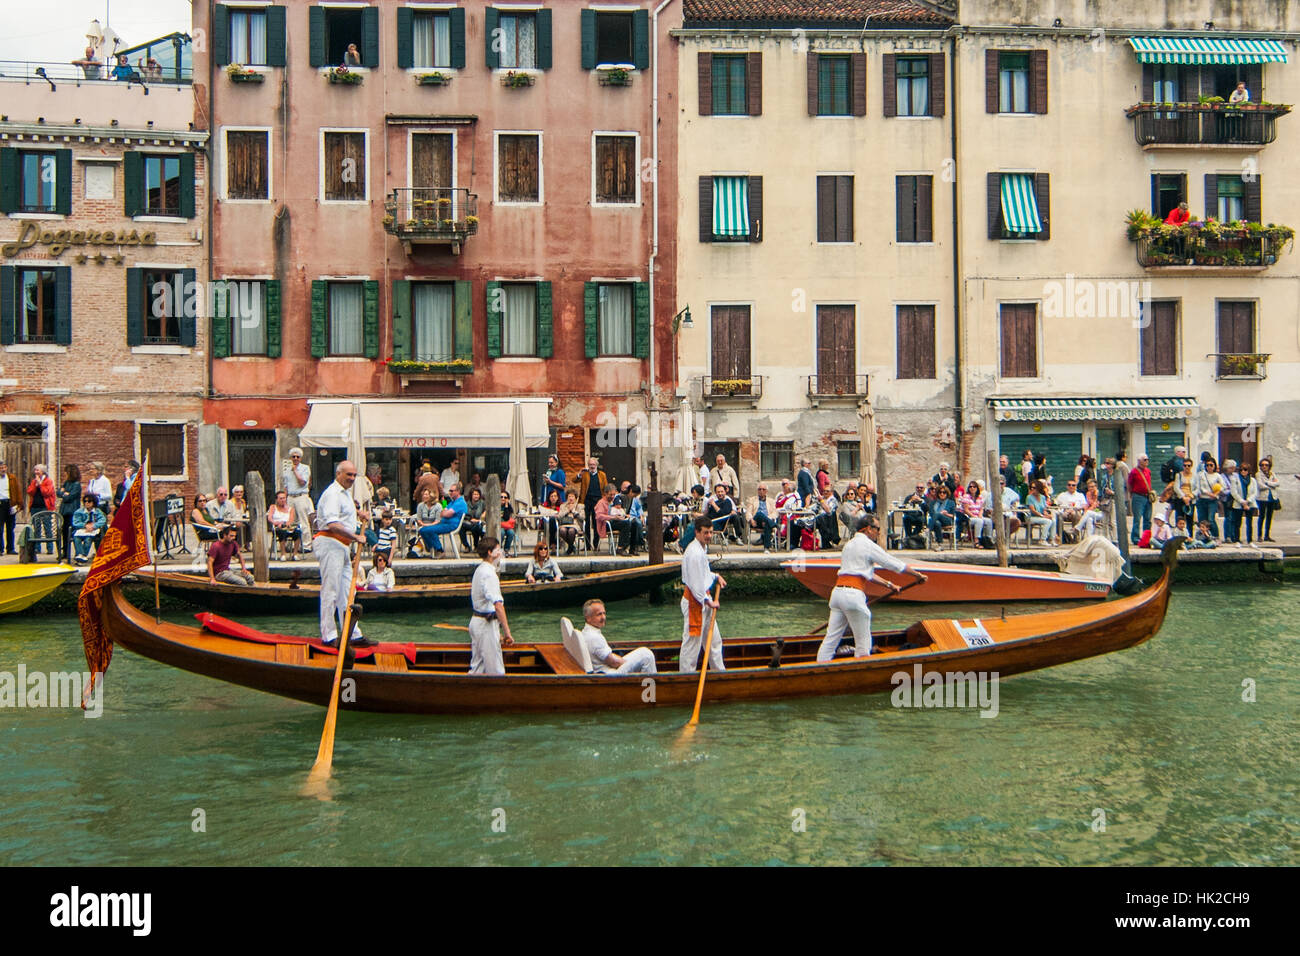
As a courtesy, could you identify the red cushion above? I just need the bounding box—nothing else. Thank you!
[195,612,417,664]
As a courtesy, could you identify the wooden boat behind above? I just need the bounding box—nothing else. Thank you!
[0,563,76,615]
[150,562,680,614]
[97,543,1180,714]
[782,556,1111,602]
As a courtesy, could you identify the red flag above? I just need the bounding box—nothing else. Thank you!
[78,457,152,701]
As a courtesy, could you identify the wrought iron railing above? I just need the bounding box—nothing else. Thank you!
[1126,102,1288,147]
[1210,352,1270,380]
[1134,233,1281,268]
[702,375,763,401]
[806,374,869,399]
[384,188,479,247]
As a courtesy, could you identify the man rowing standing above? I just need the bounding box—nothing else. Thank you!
[468,535,514,676]
[817,514,926,662]
[680,522,726,673]
[314,459,372,647]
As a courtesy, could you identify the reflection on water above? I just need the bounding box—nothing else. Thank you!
[0,586,1295,865]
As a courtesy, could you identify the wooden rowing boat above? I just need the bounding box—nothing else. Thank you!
[782,556,1111,602]
[97,542,1180,714]
[150,563,680,614]
[0,563,76,616]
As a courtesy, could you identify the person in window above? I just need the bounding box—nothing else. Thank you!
[71,494,107,564]
[112,55,135,82]
[524,542,563,584]
[343,43,362,68]
[1164,201,1191,226]
[1229,81,1250,104]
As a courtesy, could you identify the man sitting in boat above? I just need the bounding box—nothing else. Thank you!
[469,536,515,675]
[817,514,926,662]
[680,523,726,673]
[207,526,253,587]
[580,599,657,675]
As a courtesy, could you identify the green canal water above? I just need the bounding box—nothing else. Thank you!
[0,584,1296,866]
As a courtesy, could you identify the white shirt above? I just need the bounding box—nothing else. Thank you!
[441,467,459,490]
[88,475,113,504]
[698,464,710,489]
[581,623,617,674]
[315,480,358,533]
[471,561,504,614]
[365,567,395,591]
[1001,488,1021,511]
[1055,491,1086,510]
[681,538,716,605]
[284,462,311,495]
[836,532,907,582]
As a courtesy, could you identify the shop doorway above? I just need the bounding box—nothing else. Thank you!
[227,430,276,504]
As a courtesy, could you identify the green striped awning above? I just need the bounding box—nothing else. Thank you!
[712,176,749,237]
[989,397,1198,423]
[1000,174,1041,235]
[1129,36,1288,65]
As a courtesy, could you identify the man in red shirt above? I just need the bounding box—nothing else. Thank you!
[1164,202,1190,225]
[1126,454,1154,545]
[207,526,253,586]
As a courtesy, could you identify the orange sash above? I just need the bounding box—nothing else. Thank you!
[313,529,354,546]
[686,590,705,638]
[834,574,869,592]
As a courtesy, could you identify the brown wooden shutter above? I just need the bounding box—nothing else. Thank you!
[748,175,762,242]
[896,176,915,243]
[699,176,713,242]
[1218,302,1254,354]
[1140,303,1157,375]
[987,172,1002,239]
[1001,304,1037,378]
[747,52,762,115]
[712,306,752,380]
[807,53,819,115]
[1156,302,1178,376]
[851,53,867,116]
[916,175,933,242]
[1141,64,1154,102]
[985,49,999,112]
[817,306,855,391]
[1035,172,1050,240]
[1030,50,1048,113]
[897,305,936,379]
[1204,173,1218,216]
[882,54,897,117]
[817,176,835,243]
[929,53,945,117]
[896,305,914,377]
[711,307,729,379]
[836,176,853,242]
[698,52,713,116]
[1244,176,1261,223]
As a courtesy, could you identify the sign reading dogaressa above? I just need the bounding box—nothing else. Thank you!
[1,220,158,258]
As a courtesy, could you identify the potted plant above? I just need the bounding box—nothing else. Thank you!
[388,358,473,374]
[598,66,632,86]
[711,378,752,396]
[226,63,263,83]
[502,70,534,88]
[417,72,450,86]
[328,65,363,85]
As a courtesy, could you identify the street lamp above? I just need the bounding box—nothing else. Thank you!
[671,305,692,333]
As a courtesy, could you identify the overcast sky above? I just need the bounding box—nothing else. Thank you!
[0,0,192,63]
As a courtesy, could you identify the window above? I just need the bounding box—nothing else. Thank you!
[327,283,364,356]
[597,284,633,356]
[229,7,267,65]
[988,172,1049,240]
[896,57,929,116]
[497,11,537,69]
[226,130,269,200]
[818,55,851,115]
[502,283,537,356]
[999,52,1029,113]
[896,305,936,379]
[999,303,1038,378]
[815,305,855,395]
[487,280,551,359]
[700,176,761,243]
[17,269,57,343]
[1217,176,1245,221]
[0,148,70,215]
[413,10,452,68]
[594,135,636,204]
[987,49,1046,114]
[323,7,365,66]
[412,283,454,362]
[837,442,860,479]
[710,305,751,385]
[19,152,56,212]
[229,281,267,356]
[143,155,181,215]
[139,424,185,477]
[1216,300,1256,376]
[123,151,194,219]
[497,134,540,203]
[1151,173,1187,221]
[895,175,933,243]
[816,175,853,243]
[142,269,184,344]
[594,11,633,65]
[711,55,747,115]
[323,131,366,202]
[761,442,793,480]
[1139,300,1179,376]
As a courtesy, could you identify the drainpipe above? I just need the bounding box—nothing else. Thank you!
[948,28,964,466]
[649,0,675,482]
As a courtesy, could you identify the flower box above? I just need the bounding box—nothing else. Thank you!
[387,359,473,374]
[328,67,363,85]
[598,67,632,87]
[417,72,451,86]
[502,71,534,88]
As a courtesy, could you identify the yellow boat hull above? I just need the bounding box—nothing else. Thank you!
[0,564,76,615]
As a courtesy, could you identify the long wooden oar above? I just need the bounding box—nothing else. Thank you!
[682,581,721,733]
[303,545,363,796]
[433,622,469,631]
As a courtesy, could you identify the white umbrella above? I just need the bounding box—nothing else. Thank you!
[673,398,695,493]
[858,399,878,488]
[342,402,373,509]
[505,402,533,509]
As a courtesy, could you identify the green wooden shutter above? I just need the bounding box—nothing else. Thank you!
[0,149,17,214]
[362,7,380,69]
[453,280,473,361]
[266,6,287,67]
[213,4,230,66]
[584,282,598,357]
[450,9,466,68]
[264,280,281,357]
[396,7,413,70]
[632,10,650,70]
[536,9,552,70]
[632,281,650,358]
[536,281,553,358]
[54,150,72,215]
[211,281,231,358]
[53,267,71,345]
[126,269,143,346]
[363,279,379,359]
[180,268,197,346]
[0,267,14,345]
[179,152,195,219]
[484,7,499,69]
[391,279,411,360]
[485,280,502,357]
[310,280,327,357]
[580,10,596,69]
[309,6,326,67]
[123,151,142,216]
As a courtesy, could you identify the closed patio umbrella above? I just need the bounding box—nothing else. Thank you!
[505,402,533,509]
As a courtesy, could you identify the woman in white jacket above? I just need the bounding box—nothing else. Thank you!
[1194,459,1224,539]
[1254,456,1280,541]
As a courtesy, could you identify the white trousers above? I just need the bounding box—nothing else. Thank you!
[610,646,657,675]
[817,587,872,662]
[679,596,724,673]
[468,616,505,676]
[290,494,314,548]
[317,537,360,644]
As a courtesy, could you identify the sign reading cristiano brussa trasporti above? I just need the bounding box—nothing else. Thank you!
[1,220,157,265]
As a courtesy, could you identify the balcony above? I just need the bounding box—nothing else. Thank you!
[806,374,869,406]
[383,188,479,255]
[385,359,473,389]
[1127,214,1294,273]
[1126,102,1290,149]
[1211,352,1269,381]
[702,375,763,407]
